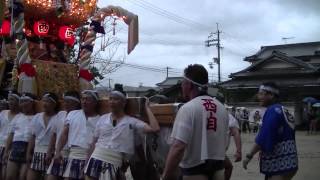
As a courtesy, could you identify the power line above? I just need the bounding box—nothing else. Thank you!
[112,23,204,46]
[125,0,201,28]
[139,31,203,46]
[117,61,228,80]
[136,0,211,29]
[94,58,230,78]
[124,64,182,75]
[107,8,206,46]
[222,46,249,57]
[124,0,212,31]
[94,62,229,87]
[94,58,184,75]
[221,31,257,53]
[110,22,205,46]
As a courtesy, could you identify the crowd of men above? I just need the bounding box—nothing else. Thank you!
[0,64,298,180]
[231,107,263,134]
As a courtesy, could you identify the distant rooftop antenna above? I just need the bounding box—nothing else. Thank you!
[281,37,295,44]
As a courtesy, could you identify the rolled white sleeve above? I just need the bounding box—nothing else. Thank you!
[30,117,37,135]
[65,112,73,125]
[133,118,147,131]
[53,111,67,133]
[10,120,16,133]
[94,118,102,138]
[171,106,193,144]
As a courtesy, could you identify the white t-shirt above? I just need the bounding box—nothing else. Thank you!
[171,95,229,168]
[30,111,66,147]
[226,113,239,150]
[0,110,19,145]
[94,113,146,155]
[51,111,68,148]
[235,111,241,121]
[65,110,100,149]
[11,113,34,142]
[229,114,239,129]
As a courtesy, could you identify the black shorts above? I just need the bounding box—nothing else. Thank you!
[181,160,224,179]
[9,141,28,163]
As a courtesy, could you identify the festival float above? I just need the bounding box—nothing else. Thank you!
[0,0,138,96]
[0,1,178,179]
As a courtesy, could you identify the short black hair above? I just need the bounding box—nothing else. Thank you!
[23,93,37,100]
[261,81,280,98]
[43,92,60,112]
[64,91,80,100]
[8,90,20,96]
[64,91,81,110]
[184,64,209,86]
[262,82,279,89]
[215,94,225,104]
[113,84,127,97]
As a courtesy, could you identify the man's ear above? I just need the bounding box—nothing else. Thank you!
[268,93,275,100]
[188,81,194,90]
[122,99,127,108]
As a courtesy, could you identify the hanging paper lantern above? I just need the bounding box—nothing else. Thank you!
[0,20,11,36]
[58,26,76,46]
[33,20,50,37]
[24,0,97,27]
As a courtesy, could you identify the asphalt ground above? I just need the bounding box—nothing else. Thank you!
[227,131,320,180]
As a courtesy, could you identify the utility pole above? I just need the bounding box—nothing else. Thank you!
[106,78,112,89]
[205,23,222,82]
[216,23,221,83]
[166,66,171,78]
[281,37,295,44]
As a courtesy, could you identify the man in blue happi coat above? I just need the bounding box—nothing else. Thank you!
[243,82,298,180]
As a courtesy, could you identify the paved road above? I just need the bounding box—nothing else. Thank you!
[227,131,320,180]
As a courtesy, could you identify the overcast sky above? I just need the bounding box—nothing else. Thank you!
[96,0,320,87]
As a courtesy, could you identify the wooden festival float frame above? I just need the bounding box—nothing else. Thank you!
[0,0,179,126]
[0,0,138,96]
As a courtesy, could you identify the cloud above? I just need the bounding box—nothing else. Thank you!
[271,0,320,16]
[95,0,320,87]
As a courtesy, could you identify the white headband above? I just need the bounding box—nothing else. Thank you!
[42,93,57,104]
[259,85,279,95]
[82,90,99,101]
[20,94,34,101]
[110,91,126,100]
[63,95,80,103]
[183,76,208,88]
[8,92,20,100]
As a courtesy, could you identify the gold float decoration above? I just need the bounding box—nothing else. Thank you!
[33,59,79,97]
[23,0,97,26]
